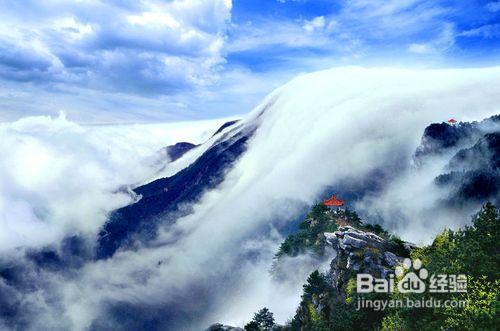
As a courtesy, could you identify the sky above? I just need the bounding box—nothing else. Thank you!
[0,0,499,123]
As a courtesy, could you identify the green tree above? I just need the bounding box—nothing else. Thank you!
[244,320,260,331]
[249,307,275,331]
[383,203,500,330]
[302,270,329,300]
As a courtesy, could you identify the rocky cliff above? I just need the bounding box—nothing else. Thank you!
[289,219,413,330]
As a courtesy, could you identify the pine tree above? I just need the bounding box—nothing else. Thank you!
[302,270,328,300]
[251,307,275,331]
[244,320,260,331]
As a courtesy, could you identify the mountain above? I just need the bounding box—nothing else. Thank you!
[418,116,500,206]
[32,113,500,263]
[435,132,500,206]
[164,142,198,162]
[228,203,499,330]
[414,115,500,164]
[94,69,500,261]
[97,120,253,258]
[1,67,500,330]
[285,206,412,331]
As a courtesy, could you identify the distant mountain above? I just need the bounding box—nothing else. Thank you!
[29,112,499,265]
[414,115,499,164]
[64,113,495,264]
[435,131,500,206]
[410,115,500,206]
[161,121,241,162]
[448,132,500,172]
[96,120,253,258]
[211,119,240,136]
[164,142,197,162]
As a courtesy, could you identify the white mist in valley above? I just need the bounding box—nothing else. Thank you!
[0,115,228,252]
[1,66,500,329]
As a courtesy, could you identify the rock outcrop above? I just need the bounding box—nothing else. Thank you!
[291,223,414,330]
[205,323,244,331]
[325,226,407,290]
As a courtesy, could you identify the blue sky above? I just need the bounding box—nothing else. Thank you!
[0,0,499,123]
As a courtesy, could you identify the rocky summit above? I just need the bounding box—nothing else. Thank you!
[325,226,407,283]
[290,218,414,330]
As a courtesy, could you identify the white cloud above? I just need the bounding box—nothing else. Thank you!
[228,0,456,62]
[0,113,227,253]
[408,23,455,54]
[0,0,231,92]
[303,16,326,32]
[0,0,236,123]
[227,17,359,56]
[458,24,500,39]
[9,66,498,329]
[486,1,500,12]
[227,20,327,52]
[0,0,494,124]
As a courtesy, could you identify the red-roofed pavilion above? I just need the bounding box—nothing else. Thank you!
[323,195,344,207]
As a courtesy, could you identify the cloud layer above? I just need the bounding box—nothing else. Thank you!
[1,1,499,123]
[0,0,230,91]
[0,0,235,123]
[2,66,498,330]
[0,113,226,252]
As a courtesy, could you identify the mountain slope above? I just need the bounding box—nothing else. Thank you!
[164,142,198,162]
[244,203,499,331]
[97,121,255,258]
[422,116,500,207]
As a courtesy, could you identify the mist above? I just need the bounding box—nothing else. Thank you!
[1,67,500,330]
[0,114,227,252]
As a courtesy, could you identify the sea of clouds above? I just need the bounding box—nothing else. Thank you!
[0,114,227,252]
[1,67,500,330]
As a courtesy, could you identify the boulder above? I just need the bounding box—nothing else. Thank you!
[205,323,244,331]
[324,225,413,291]
[383,251,401,267]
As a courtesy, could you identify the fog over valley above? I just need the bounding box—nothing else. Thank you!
[0,66,499,330]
